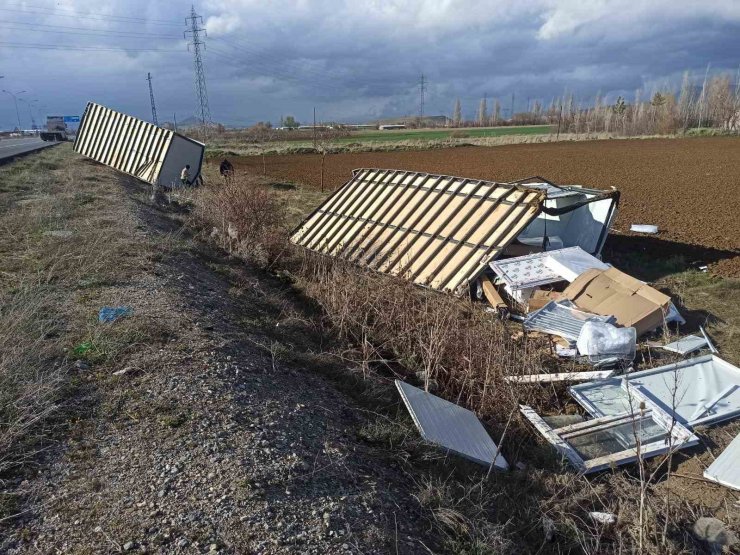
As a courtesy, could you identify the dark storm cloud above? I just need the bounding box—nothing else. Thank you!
[0,1,739,128]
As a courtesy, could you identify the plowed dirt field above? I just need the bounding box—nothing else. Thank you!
[229,137,740,275]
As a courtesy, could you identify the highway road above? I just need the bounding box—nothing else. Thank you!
[0,137,58,162]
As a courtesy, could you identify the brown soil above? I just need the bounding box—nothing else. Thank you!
[227,137,740,276]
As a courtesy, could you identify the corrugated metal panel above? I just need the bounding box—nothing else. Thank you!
[291,169,545,294]
[704,432,740,490]
[396,380,508,469]
[73,101,203,186]
[524,300,615,342]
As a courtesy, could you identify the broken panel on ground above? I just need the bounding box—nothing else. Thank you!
[520,401,699,474]
[396,380,508,469]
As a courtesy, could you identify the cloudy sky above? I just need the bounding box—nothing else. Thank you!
[1,0,739,129]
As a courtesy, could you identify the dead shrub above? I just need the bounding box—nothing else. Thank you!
[450,130,471,138]
[192,175,288,267]
[295,253,553,429]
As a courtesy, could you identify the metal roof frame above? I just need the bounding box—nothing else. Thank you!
[292,169,620,295]
[291,168,548,295]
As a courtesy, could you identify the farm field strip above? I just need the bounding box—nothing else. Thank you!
[227,137,740,275]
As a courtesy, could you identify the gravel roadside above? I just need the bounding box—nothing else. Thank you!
[3,169,433,554]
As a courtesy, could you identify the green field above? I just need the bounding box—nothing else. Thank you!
[334,124,553,143]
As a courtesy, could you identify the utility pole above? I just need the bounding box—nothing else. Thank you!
[2,89,26,130]
[313,106,317,149]
[173,113,178,133]
[185,5,210,138]
[19,98,37,129]
[147,72,159,126]
[418,73,426,123]
[510,92,515,121]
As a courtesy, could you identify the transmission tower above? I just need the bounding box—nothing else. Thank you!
[146,72,159,126]
[184,5,210,135]
[418,73,426,120]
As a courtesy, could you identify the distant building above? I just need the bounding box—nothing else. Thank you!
[379,124,406,130]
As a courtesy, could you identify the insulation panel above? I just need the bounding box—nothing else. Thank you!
[396,380,508,469]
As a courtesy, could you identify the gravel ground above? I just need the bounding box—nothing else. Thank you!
[2,177,433,554]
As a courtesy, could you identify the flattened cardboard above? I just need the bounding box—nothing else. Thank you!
[528,289,562,312]
[561,267,670,336]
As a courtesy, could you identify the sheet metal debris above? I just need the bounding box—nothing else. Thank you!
[660,335,708,356]
[505,370,614,383]
[396,380,508,469]
[290,170,619,295]
[700,326,719,353]
[704,433,740,491]
[570,355,740,427]
[630,224,659,234]
[524,300,615,343]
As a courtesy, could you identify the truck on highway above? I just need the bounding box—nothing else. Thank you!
[40,116,69,141]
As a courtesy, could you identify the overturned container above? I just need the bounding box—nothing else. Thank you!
[73,102,205,187]
[290,170,619,296]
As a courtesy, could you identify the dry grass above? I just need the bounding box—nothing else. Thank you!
[0,146,166,523]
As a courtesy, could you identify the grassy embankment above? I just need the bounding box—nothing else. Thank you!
[0,145,176,523]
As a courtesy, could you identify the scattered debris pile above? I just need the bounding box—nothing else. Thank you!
[291,169,739,493]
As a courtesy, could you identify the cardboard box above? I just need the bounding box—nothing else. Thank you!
[527,289,562,312]
[561,267,670,336]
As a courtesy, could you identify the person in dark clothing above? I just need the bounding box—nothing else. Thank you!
[219,158,234,179]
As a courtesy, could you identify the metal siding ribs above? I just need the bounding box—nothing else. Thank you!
[290,169,545,294]
[73,101,203,187]
[396,380,508,469]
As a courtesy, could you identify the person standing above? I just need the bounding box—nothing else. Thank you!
[219,158,234,180]
[180,164,191,186]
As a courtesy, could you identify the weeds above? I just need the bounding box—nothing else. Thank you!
[191,174,289,267]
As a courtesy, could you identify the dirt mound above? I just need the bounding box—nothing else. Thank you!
[228,137,740,275]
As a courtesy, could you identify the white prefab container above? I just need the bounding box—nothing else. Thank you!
[73,102,204,187]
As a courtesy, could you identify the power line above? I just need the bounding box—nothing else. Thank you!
[147,73,159,126]
[0,41,181,52]
[0,6,182,26]
[185,5,211,133]
[419,73,426,119]
[2,2,180,24]
[0,23,180,39]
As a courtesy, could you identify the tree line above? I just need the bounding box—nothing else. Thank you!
[451,70,740,134]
